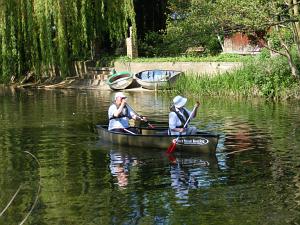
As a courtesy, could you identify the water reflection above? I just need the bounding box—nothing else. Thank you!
[109,150,139,189]
[2,87,300,224]
[107,142,221,206]
[167,153,219,206]
[223,122,270,153]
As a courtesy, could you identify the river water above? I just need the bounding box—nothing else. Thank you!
[0,87,300,225]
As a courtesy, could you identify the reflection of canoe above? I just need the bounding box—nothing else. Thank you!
[96,125,219,154]
[134,70,182,90]
[106,71,134,90]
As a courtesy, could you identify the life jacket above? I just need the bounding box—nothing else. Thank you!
[109,103,129,120]
[170,105,190,128]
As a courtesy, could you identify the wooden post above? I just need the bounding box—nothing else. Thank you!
[126,27,138,58]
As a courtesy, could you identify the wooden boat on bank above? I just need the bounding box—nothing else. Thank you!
[134,69,182,90]
[96,125,219,154]
[106,71,134,90]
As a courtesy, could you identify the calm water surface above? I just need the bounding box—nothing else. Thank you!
[0,87,300,225]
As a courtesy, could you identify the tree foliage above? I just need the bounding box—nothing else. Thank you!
[163,0,221,55]
[166,0,300,80]
[212,0,300,79]
[0,0,136,82]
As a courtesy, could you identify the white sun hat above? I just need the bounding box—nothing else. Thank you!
[114,92,127,100]
[173,95,187,108]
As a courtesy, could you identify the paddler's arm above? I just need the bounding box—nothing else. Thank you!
[131,113,147,122]
[191,101,200,118]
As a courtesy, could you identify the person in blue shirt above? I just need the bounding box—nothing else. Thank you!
[108,92,146,133]
[169,95,200,135]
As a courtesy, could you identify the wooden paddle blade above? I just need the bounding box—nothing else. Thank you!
[166,142,176,154]
[148,123,155,128]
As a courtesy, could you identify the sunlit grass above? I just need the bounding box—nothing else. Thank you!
[115,53,253,63]
[170,70,256,98]
[170,59,300,100]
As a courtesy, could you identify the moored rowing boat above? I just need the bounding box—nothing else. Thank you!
[134,69,182,90]
[106,71,134,90]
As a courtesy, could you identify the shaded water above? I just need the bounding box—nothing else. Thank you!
[0,87,300,225]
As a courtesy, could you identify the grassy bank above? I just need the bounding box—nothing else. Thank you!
[114,53,253,63]
[95,53,300,100]
[170,54,300,100]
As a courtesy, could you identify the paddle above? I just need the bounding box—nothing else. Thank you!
[123,128,137,135]
[166,105,197,154]
[126,103,155,128]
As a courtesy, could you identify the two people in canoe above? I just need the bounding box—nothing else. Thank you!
[108,92,199,135]
[169,95,200,135]
[108,92,147,133]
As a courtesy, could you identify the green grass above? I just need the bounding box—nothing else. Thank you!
[171,71,255,98]
[169,56,300,100]
[114,53,253,63]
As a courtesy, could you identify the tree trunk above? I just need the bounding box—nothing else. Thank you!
[274,24,300,80]
[217,35,224,51]
[285,50,299,79]
[291,0,300,55]
[293,0,300,57]
[293,0,300,36]
[265,42,299,79]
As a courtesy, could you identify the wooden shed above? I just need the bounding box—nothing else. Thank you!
[223,32,265,55]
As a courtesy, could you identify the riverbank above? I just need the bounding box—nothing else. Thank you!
[114,61,242,76]
[4,54,300,100]
[171,55,300,100]
[7,60,243,91]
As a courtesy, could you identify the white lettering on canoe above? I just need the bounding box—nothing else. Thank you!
[177,138,209,145]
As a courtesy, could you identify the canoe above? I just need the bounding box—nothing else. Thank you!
[134,69,182,90]
[106,71,134,90]
[96,125,219,154]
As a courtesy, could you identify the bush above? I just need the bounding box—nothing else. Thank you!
[137,28,222,57]
[171,54,300,100]
[138,31,166,57]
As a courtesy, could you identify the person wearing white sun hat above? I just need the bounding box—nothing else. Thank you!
[108,92,147,133]
[168,95,200,135]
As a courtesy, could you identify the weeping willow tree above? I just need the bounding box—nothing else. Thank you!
[0,0,136,82]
